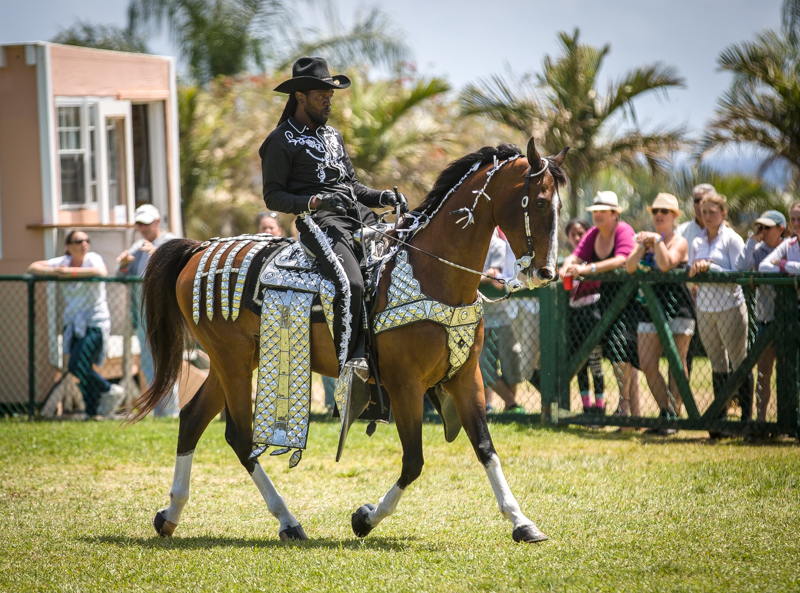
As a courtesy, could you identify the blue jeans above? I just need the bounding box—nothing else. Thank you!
[67,326,110,416]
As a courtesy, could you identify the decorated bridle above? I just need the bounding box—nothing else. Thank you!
[507,157,551,290]
[337,151,558,294]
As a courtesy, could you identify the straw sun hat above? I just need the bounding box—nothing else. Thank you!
[646,192,682,216]
[586,191,623,212]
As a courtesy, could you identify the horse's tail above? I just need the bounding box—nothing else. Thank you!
[128,238,201,423]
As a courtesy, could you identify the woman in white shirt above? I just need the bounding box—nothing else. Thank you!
[28,230,122,419]
[758,201,800,422]
[688,194,751,422]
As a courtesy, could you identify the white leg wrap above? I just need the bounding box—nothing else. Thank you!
[161,451,194,525]
[366,483,405,526]
[250,462,300,531]
[484,454,534,529]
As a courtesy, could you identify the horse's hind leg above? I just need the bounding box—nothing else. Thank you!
[449,366,547,543]
[219,355,306,541]
[154,371,225,537]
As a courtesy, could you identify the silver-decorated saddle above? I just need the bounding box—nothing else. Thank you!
[189,226,484,467]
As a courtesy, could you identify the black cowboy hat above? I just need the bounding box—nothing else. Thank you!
[274,57,351,94]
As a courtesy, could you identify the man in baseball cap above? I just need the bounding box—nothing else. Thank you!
[117,204,178,416]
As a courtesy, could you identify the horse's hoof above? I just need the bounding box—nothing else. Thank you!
[351,503,376,538]
[512,524,548,543]
[153,511,177,537]
[279,524,308,541]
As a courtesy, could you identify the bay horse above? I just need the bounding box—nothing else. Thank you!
[132,138,568,543]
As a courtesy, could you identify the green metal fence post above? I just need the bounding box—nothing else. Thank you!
[27,277,36,419]
[539,283,558,422]
[555,284,571,411]
[775,283,799,438]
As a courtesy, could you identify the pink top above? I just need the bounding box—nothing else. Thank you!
[570,221,636,301]
[572,220,636,262]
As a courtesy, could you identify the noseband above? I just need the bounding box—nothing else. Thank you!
[509,158,550,290]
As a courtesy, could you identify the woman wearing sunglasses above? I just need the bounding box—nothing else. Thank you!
[625,193,694,433]
[28,230,123,419]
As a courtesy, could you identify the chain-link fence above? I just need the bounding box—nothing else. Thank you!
[0,276,142,418]
[482,269,800,438]
[3,272,799,439]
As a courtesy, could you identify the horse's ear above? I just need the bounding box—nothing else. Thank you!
[553,146,570,167]
[526,137,542,168]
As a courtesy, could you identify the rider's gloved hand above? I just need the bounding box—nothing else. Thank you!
[314,193,349,216]
[381,190,409,214]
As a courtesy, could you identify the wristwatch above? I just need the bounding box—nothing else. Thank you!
[590,263,597,273]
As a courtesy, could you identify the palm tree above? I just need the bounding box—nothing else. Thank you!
[277,4,410,73]
[127,0,288,83]
[460,28,686,217]
[698,0,800,192]
[51,21,148,53]
[331,72,450,199]
[127,0,410,84]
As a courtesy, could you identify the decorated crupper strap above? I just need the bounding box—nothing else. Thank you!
[374,249,483,381]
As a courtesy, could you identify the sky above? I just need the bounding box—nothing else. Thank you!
[1,0,785,138]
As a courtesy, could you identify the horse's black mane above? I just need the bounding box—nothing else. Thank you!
[412,144,522,217]
[403,143,568,226]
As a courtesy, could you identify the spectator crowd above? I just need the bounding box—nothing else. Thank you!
[481,184,800,437]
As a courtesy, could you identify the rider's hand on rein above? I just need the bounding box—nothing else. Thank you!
[313,193,350,216]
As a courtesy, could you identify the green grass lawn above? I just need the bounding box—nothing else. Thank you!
[0,417,798,592]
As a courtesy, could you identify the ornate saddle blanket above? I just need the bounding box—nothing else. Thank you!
[190,235,336,468]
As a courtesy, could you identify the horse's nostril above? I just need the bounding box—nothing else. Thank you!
[538,268,554,280]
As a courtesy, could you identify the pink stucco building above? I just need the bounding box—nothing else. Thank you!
[0,42,181,272]
[0,42,182,406]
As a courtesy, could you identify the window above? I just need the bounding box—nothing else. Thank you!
[56,102,98,208]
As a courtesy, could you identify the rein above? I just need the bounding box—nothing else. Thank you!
[339,155,552,302]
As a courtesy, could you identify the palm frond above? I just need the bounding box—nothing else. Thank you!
[603,63,686,122]
[458,72,540,134]
[278,5,410,72]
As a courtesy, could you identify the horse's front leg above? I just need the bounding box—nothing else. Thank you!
[351,377,426,538]
[447,363,547,543]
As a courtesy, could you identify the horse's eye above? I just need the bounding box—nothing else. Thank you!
[535,198,548,211]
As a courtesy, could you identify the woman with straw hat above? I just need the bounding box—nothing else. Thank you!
[560,191,642,420]
[626,192,694,433]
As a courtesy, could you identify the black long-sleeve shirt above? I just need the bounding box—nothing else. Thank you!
[259,116,384,216]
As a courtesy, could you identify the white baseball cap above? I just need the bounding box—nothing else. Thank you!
[134,204,161,225]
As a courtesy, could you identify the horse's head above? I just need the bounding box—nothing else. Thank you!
[495,138,568,289]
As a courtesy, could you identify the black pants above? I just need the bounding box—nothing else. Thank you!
[296,206,377,368]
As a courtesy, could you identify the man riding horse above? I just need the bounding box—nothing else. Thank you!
[259,56,408,394]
